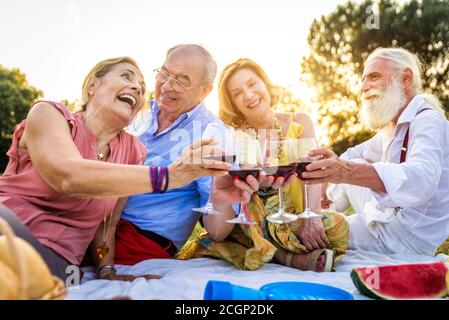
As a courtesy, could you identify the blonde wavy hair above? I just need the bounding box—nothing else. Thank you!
[81,56,142,111]
[218,58,280,126]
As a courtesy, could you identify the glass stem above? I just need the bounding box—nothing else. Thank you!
[207,177,215,204]
[278,187,283,214]
[304,183,309,211]
[238,203,245,219]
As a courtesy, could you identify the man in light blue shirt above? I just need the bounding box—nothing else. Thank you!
[122,98,217,250]
[110,44,243,267]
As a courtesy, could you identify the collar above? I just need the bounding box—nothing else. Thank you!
[149,100,205,136]
[181,100,205,120]
[396,95,428,126]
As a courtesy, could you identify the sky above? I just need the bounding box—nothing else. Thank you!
[0,0,362,117]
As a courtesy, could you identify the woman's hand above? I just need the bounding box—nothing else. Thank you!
[168,139,231,190]
[259,172,297,190]
[212,174,260,211]
[294,217,329,251]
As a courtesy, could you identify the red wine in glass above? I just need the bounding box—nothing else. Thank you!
[204,155,236,163]
[262,164,296,178]
[228,168,261,180]
[295,161,312,180]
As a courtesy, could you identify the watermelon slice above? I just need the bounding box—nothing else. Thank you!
[351,262,449,300]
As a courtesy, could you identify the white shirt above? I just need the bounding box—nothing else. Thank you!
[341,95,449,254]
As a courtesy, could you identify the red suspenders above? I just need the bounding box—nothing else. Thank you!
[399,108,431,163]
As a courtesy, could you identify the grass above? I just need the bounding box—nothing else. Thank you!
[343,206,355,216]
[436,238,449,256]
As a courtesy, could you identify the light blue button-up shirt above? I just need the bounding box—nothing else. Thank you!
[341,95,449,254]
[122,100,221,249]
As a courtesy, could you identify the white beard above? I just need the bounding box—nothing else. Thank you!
[360,77,406,133]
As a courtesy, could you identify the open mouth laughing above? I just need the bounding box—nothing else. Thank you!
[117,93,137,109]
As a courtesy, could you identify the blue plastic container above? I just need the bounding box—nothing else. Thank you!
[204,281,267,300]
[261,281,354,300]
[204,280,353,300]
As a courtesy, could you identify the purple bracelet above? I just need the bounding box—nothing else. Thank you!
[149,166,169,193]
[155,167,164,193]
[161,167,169,193]
[149,165,161,193]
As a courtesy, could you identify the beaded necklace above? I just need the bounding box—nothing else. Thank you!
[244,114,284,158]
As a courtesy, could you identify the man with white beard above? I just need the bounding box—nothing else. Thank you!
[302,47,449,256]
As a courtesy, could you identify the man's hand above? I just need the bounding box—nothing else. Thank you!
[300,148,353,185]
[294,217,329,251]
[302,147,386,193]
[169,139,231,190]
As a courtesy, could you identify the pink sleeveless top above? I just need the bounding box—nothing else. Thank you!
[0,101,147,265]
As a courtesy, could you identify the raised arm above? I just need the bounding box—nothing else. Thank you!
[20,102,230,198]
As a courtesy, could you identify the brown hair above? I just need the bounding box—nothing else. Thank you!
[218,58,280,127]
[81,56,142,111]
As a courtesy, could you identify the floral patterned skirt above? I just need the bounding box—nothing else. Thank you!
[177,193,350,271]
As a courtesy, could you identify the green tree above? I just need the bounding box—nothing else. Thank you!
[0,65,42,171]
[60,99,79,112]
[301,0,449,155]
[272,86,307,113]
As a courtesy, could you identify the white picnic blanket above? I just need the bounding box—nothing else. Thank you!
[66,250,448,300]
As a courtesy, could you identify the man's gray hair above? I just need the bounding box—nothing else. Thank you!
[166,44,217,85]
[366,47,445,115]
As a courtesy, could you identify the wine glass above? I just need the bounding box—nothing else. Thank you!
[226,133,261,225]
[192,122,235,215]
[262,138,298,224]
[294,137,321,218]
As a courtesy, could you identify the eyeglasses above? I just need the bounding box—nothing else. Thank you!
[153,68,192,94]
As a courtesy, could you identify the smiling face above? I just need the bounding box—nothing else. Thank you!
[155,49,212,119]
[88,62,146,126]
[226,68,271,123]
[360,58,406,130]
[361,58,397,101]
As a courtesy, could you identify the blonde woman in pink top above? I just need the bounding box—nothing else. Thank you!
[0,56,260,283]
